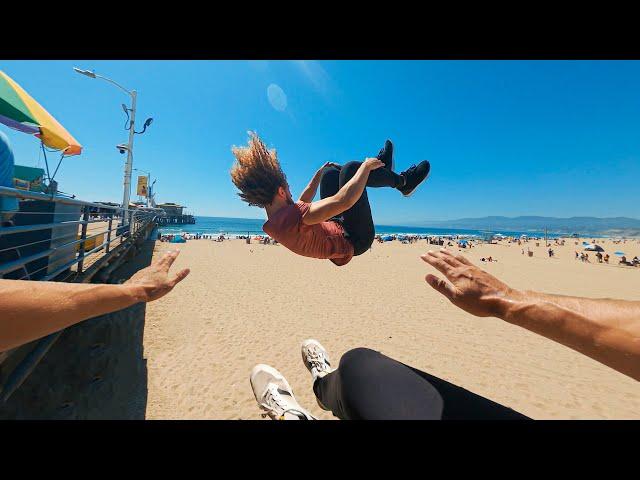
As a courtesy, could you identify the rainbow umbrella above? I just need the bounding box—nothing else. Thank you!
[0,70,82,156]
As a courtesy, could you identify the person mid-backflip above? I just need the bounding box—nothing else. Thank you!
[230,133,431,266]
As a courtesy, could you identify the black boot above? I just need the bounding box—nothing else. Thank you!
[398,160,431,197]
[377,139,394,171]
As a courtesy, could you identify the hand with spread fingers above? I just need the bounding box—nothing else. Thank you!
[421,249,520,318]
[126,250,191,302]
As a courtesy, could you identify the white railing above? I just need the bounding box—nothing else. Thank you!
[0,186,162,281]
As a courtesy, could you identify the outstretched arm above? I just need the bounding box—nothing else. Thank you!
[0,250,190,352]
[302,158,384,225]
[298,162,341,203]
[421,249,640,381]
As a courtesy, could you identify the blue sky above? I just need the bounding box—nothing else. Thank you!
[2,60,639,224]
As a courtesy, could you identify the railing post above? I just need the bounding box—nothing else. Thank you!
[105,214,113,254]
[77,206,90,273]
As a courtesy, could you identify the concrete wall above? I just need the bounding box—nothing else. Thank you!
[0,234,157,419]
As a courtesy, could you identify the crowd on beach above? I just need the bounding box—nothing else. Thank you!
[156,231,640,270]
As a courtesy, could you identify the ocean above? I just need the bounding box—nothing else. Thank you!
[158,216,575,239]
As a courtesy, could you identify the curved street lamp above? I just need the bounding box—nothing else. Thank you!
[73,67,153,226]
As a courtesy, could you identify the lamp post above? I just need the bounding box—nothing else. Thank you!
[133,168,152,207]
[73,67,152,226]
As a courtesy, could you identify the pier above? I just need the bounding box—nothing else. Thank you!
[156,202,196,225]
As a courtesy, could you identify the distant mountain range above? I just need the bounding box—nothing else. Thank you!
[417,216,640,236]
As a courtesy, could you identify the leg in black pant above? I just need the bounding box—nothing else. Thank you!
[313,348,530,420]
[319,162,402,256]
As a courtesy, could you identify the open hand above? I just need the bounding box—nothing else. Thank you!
[421,249,520,318]
[363,157,385,171]
[125,250,190,302]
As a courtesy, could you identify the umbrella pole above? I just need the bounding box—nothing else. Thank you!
[41,142,52,184]
[50,152,65,182]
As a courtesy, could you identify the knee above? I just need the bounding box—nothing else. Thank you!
[339,347,381,378]
[320,167,340,184]
[340,161,361,181]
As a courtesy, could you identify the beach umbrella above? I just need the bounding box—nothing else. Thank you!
[0,70,82,156]
[614,251,625,256]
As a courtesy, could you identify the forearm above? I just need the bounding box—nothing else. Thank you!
[500,290,640,380]
[0,280,145,351]
[299,170,323,203]
[335,163,370,210]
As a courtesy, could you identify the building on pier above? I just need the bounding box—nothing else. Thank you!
[156,202,196,225]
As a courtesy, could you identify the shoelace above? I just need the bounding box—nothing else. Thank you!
[262,385,287,414]
[305,345,329,373]
[260,385,313,420]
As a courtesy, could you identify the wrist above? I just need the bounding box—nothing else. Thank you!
[122,283,149,304]
[494,287,527,322]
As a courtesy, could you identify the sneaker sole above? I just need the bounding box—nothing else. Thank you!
[402,167,430,197]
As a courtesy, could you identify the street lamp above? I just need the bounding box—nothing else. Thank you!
[73,67,152,226]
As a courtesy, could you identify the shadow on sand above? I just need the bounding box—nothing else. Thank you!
[0,235,157,419]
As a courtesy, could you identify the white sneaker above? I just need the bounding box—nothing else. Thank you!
[250,364,316,420]
[301,339,334,382]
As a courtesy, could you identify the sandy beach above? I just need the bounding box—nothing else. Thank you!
[142,236,640,420]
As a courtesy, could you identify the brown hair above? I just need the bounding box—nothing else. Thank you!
[230,132,288,208]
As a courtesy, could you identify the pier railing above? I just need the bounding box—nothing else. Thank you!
[0,186,162,281]
[0,186,163,402]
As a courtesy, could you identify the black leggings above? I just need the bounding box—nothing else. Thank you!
[313,348,530,420]
[320,162,402,256]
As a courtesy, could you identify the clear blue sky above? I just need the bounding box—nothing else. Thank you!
[2,60,639,224]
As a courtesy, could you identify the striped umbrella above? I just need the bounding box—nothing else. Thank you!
[0,70,82,156]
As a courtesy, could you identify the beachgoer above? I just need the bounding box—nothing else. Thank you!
[251,251,640,419]
[230,134,430,266]
[0,251,190,351]
[0,131,18,226]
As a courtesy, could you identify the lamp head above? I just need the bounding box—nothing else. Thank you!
[73,67,97,78]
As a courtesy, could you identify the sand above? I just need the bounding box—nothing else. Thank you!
[142,236,640,419]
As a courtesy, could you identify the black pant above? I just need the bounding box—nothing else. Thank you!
[313,348,530,420]
[320,162,402,256]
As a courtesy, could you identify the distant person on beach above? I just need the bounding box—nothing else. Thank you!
[0,251,190,352]
[0,131,18,227]
[251,250,640,420]
[229,133,430,266]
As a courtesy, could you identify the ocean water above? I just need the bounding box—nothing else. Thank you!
[158,216,573,239]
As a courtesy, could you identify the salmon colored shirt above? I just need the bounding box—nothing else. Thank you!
[263,201,354,266]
